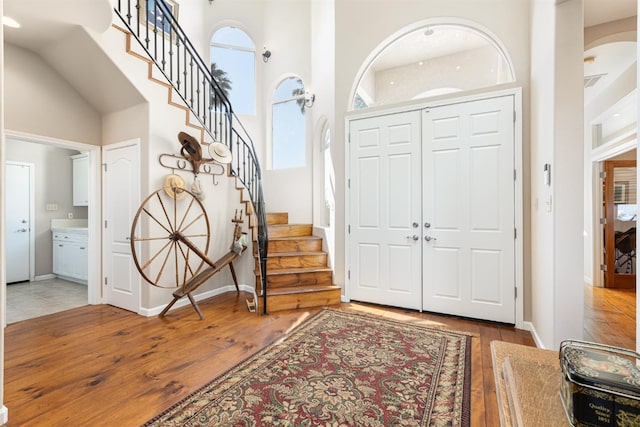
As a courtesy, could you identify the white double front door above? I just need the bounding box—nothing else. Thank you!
[349,95,516,323]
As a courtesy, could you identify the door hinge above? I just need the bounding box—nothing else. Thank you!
[348,270,351,280]
[514,228,517,239]
[424,108,430,114]
[104,277,108,285]
[513,111,516,123]
[348,134,351,143]
[104,220,108,228]
[348,225,351,233]
[600,217,606,225]
[514,286,517,298]
[103,163,107,172]
[348,179,350,189]
[600,171,606,179]
[514,169,517,181]
[600,264,607,272]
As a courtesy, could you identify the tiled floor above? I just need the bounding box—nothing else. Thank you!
[6,278,87,324]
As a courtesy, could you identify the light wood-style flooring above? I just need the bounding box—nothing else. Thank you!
[3,285,635,426]
[4,292,533,426]
[584,283,636,350]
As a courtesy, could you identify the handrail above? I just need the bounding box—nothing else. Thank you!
[114,0,268,314]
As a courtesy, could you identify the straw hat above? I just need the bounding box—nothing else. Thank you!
[208,142,232,164]
[163,174,187,200]
[177,132,202,161]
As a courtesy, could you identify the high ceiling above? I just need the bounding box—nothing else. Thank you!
[584,0,637,27]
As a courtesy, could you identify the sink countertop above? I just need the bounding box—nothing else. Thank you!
[51,219,88,233]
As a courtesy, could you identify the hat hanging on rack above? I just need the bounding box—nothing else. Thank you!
[178,131,203,162]
[163,174,187,200]
[208,142,232,164]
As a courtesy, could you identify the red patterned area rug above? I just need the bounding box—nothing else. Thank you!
[144,309,472,426]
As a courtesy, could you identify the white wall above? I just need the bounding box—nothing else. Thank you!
[0,0,7,422]
[4,43,102,144]
[530,0,584,350]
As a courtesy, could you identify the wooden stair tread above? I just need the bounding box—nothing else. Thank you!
[268,285,341,296]
[264,266,332,275]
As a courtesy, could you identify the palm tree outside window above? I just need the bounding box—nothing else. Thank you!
[272,77,306,169]
[210,26,255,115]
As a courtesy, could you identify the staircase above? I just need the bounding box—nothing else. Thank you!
[258,213,341,312]
[114,0,269,313]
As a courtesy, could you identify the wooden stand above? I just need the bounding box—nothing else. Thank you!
[159,210,246,320]
[159,251,241,319]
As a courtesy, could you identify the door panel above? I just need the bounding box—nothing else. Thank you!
[423,96,515,323]
[103,142,140,313]
[347,95,517,324]
[5,162,32,283]
[349,111,422,310]
[603,160,636,288]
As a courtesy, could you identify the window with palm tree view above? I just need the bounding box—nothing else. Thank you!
[272,77,307,169]
[210,26,255,115]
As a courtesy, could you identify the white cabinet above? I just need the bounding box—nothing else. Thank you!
[72,153,89,206]
[52,230,88,284]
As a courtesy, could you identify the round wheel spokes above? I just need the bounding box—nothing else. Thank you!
[130,188,211,289]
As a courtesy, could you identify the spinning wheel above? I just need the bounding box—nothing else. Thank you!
[130,187,211,290]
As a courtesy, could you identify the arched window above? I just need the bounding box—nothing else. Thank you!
[210,26,255,115]
[352,23,514,109]
[272,77,306,169]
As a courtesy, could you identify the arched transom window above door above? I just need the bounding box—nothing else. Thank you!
[352,23,515,109]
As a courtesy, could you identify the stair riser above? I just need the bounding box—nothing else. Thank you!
[264,239,323,254]
[257,271,333,288]
[267,288,342,312]
[268,225,312,238]
[262,255,327,270]
[266,213,288,225]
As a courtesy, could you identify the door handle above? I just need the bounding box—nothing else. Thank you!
[406,235,419,241]
[424,222,431,228]
[17,228,27,233]
[424,235,436,242]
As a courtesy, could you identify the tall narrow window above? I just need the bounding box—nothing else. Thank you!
[272,77,306,169]
[210,26,255,115]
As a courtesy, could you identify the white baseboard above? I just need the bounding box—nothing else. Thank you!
[139,284,257,317]
[34,274,56,281]
[340,295,349,303]
[522,321,546,349]
[0,405,8,424]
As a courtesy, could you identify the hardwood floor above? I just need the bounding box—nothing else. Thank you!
[4,291,535,426]
[584,284,636,350]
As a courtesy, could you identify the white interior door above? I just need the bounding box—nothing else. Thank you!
[348,111,422,310]
[5,162,34,283]
[422,96,515,323]
[103,141,140,313]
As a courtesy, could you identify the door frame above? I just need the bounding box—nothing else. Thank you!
[5,161,35,282]
[590,133,636,288]
[344,87,524,328]
[5,130,102,305]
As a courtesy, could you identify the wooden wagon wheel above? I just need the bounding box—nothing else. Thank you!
[130,188,211,289]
